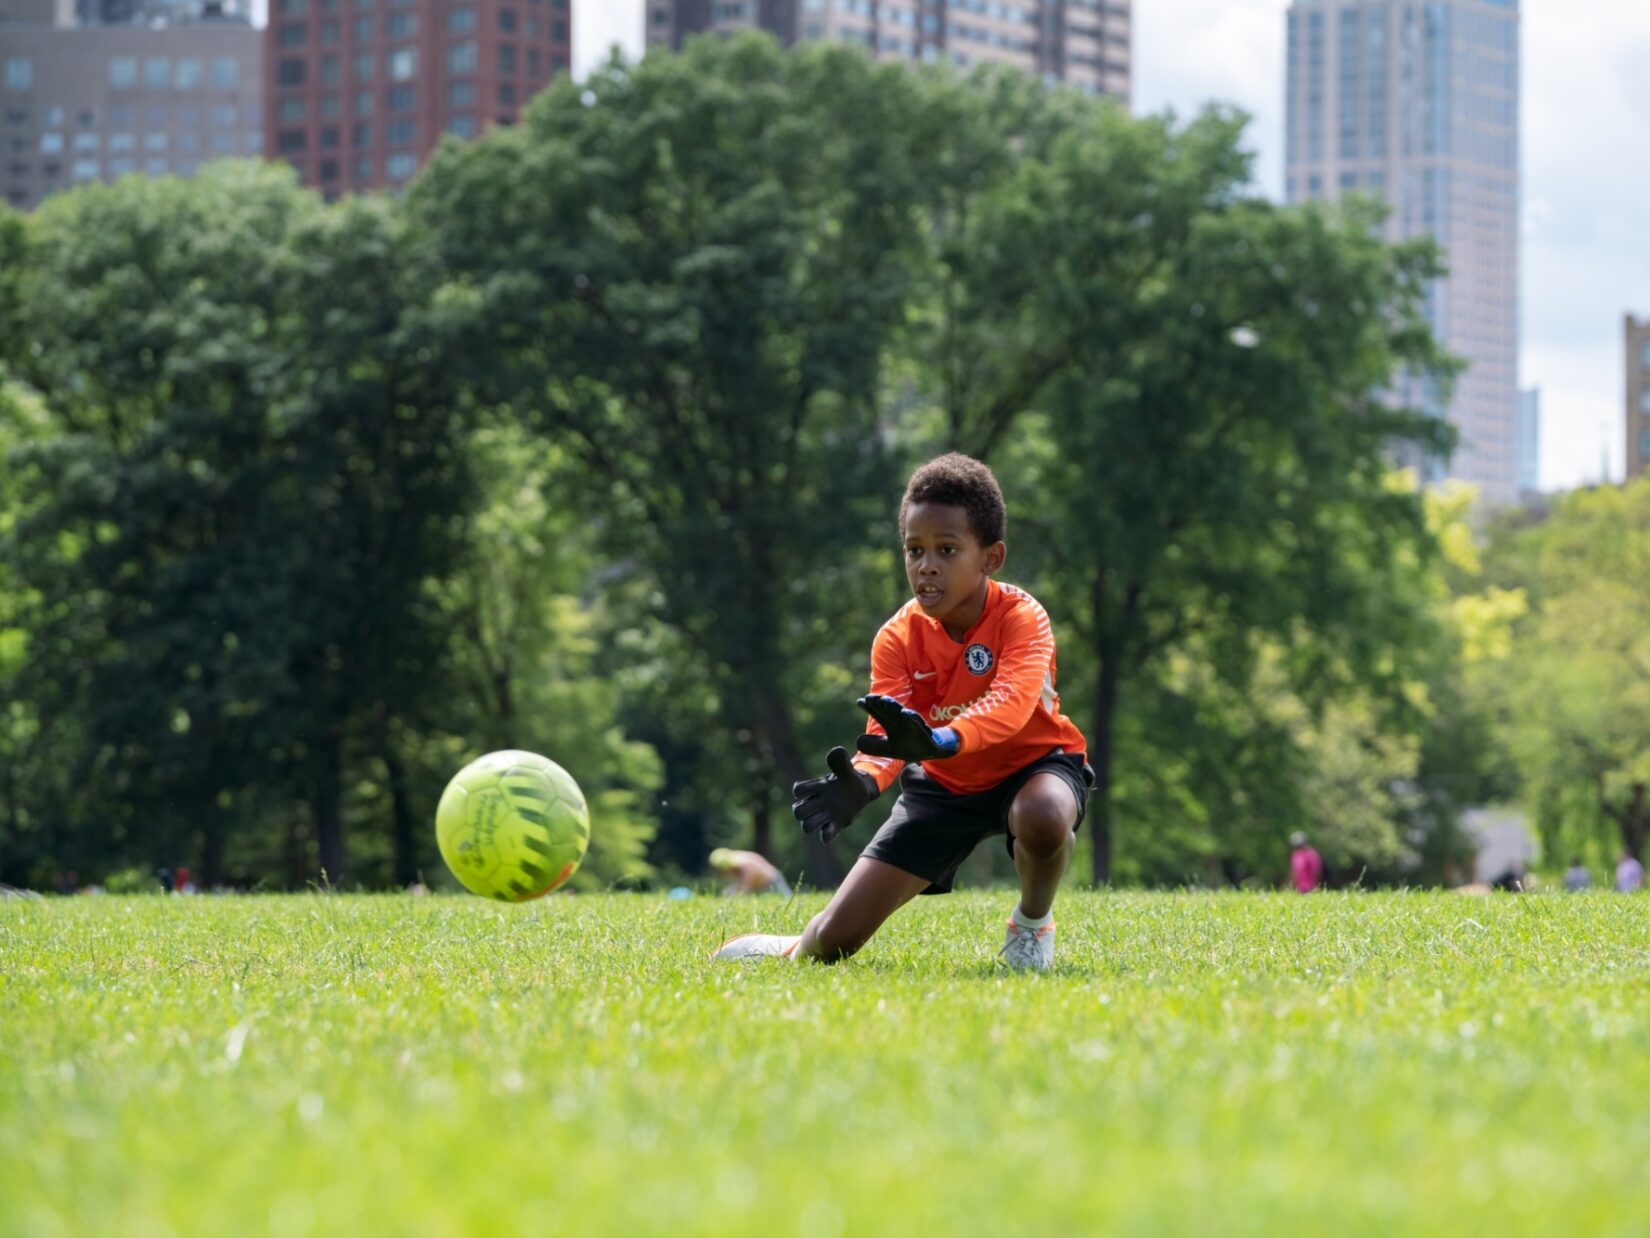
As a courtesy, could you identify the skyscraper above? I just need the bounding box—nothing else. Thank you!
[1514,385,1538,498]
[263,0,570,198]
[1285,0,1519,506]
[1626,315,1650,484]
[646,1,1131,105]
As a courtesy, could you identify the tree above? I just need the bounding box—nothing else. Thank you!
[1506,480,1650,863]
[907,99,1457,882]
[412,37,923,881]
[1,164,479,886]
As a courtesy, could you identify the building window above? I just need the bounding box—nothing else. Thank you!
[322,55,340,85]
[178,132,198,152]
[387,12,415,37]
[354,89,372,115]
[144,132,167,150]
[528,48,540,77]
[279,98,307,122]
[1641,389,1650,415]
[321,157,338,180]
[278,129,306,152]
[1642,428,1650,460]
[211,104,236,128]
[280,22,308,46]
[448,42,477,73]
[353,15,372,39]
[351,120,369,146]
[321,92,340,119]
[175,57,202,88]
[448,6,475,31]
[210,132,234,152]
[322,19,339,43]
[386,152,415,179]
[110,57,137,89]
[498,44,516,73]
[499,6,515,29]
[144,58,170,89]
[352,153,370,180]
[388,47,415,80]
[320,124,338,148]
[497,81,515,105]
[72,157,99,180]
[108,132,134,151]
[72,132,99,151]
[387,85,414,110]
[278,0,306,14]
[353,51,374,79]
[39,132,62,154]
[278,58,307,86]
[386,119,413,147]
[3,59,30,90]
[446,114,474,137]
[1641,341,1650,371]
[211,58,238,88]
[448,81,473,107]
[144,157,166,176]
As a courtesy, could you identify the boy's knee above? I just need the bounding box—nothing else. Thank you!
[1009,786,1076,860]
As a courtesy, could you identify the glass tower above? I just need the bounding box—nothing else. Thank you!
[1285,0,1520,505]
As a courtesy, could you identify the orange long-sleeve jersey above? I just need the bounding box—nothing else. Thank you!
[851,579,1087,796]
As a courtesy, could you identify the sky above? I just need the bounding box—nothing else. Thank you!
[574,0,1648,491]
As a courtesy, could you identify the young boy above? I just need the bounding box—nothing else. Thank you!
[714,453,1090,970]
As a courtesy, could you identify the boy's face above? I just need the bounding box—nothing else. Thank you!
[901,501,1005,627]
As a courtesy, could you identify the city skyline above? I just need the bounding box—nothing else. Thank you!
[579,0,1649,494]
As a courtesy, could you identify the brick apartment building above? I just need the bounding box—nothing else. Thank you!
[263,0,569,196]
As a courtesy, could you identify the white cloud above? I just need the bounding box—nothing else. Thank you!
[574,0,643,79]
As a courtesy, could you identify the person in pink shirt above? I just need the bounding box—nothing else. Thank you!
[1290,832,1323,893]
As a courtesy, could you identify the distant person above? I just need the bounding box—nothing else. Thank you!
[1491,861,1527,893]
[1290,832,1323,893]
[714,453,1092,969]
[157,867,174,894]
[1564,859,1591,892]
[1615,853,1644,894]
[174,866,196,895]
[708,848,792,897]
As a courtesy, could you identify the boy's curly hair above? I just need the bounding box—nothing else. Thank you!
[900,453,1006,546]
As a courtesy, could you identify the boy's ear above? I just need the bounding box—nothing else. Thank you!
[983,542,1006,575]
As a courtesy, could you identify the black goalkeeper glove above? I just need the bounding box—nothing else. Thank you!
[792,746,879,844]
[855,694,961,762]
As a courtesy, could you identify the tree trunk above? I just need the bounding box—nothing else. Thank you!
[1615,782,1649,863]
[750,673,841,887]
[1089,645,1120,886]
[385,746,419,887]
[200,801,224,888]
[313,732,345,888]
[752,800,773,861]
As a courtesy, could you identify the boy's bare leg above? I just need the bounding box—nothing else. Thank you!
[1008,772,1079,920]
[797,856,931,962]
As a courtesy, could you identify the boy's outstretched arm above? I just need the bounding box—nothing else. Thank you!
[791,747,879,844]
[855,696,960,761]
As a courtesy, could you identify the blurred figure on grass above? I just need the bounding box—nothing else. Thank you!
[1564,858,1591,892]
[1615,853,1644,894]
[708,848,792,898]
[1290,832,1323,893]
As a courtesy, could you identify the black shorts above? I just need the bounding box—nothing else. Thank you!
[859,751,1093,895]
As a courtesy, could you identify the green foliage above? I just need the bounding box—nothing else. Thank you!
[5,892,1650,1234]
[1493,480,1650,862]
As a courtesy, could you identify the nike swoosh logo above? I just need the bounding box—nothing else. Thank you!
[913,671,937,680]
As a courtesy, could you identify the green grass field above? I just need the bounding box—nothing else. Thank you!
[3,890,1648,1236]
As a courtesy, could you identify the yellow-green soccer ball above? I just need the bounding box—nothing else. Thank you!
[435,750,590,900]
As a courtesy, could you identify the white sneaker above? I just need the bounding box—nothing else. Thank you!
[712,933,802,961]
[999,918,1054,971]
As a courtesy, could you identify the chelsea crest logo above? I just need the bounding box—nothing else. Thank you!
[964,643,994,675]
